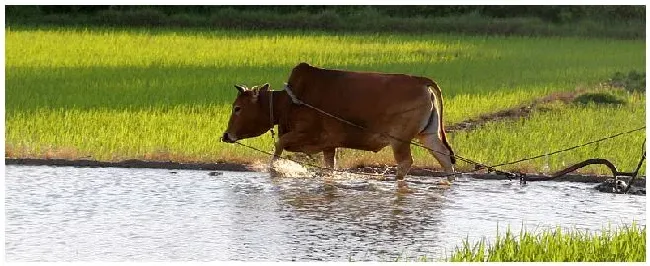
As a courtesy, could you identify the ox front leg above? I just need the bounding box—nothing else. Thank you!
[391,142,413,193]
[321,148,337,182]
[269,140,285,177]
[269,131,313,177]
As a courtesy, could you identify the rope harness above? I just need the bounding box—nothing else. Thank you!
[268,90,275,141]
[236,84,645,190]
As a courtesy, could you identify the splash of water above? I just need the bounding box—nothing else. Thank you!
[270,158,314,178]
[263,159,455,192]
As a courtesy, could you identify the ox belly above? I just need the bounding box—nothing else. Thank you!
[280,105,432,154]
[339,132,390,152]
[281,130,389,154]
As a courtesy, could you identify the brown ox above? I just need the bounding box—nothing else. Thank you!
[222,63,455,187]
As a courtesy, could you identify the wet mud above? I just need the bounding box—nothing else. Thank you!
[5,158,253,172]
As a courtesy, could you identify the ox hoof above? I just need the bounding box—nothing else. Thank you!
[396,180,413,194]
[323,182,338,192]
[437,179,452,186]
[446,175,457,182]
[323,177,336,185]
[396,186,413,194]
[268,167,282,178]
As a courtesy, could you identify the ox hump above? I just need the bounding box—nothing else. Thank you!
[296,62,311,68]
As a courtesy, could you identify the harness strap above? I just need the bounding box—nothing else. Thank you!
[269,90,275,140]
[283,83,304,105]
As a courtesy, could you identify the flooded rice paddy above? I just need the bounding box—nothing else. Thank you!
[5,164,645,261]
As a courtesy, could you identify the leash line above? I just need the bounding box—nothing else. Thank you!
[283,84,646,176]
[238,85,646,180]
[490,126,645,168]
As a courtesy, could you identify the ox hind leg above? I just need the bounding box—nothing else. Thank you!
[417,133,455,174]
[391,141,413,192]
[321,148,337,183]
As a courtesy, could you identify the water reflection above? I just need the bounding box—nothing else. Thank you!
[5,165,645,261]
[269,175,451,261]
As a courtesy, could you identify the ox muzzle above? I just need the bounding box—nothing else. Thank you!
[221,132,236,143]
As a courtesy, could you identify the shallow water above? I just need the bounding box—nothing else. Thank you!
[5,165,645,261]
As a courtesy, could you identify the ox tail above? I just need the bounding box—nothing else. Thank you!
[425,80,456,165]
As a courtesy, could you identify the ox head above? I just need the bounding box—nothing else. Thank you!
[222,83,272,143]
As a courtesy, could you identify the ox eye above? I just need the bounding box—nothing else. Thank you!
[233,106,241,113]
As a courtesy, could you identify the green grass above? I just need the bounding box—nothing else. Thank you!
[5,27,646,174]
[447,91,646,174]
[445,224,646,262]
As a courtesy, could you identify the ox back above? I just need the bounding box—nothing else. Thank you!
[281,62,452,158]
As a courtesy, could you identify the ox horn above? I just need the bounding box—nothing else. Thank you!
[234,85,247,93]
[259,83,270,92]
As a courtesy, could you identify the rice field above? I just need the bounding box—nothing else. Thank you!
[439,92,646,174]
[4,27,646,174]
[445,223,646,262]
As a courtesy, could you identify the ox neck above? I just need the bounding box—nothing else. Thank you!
[261,90,289,126]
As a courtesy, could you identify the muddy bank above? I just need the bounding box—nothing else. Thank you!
[5,157,644,187]
[5,158,253,172]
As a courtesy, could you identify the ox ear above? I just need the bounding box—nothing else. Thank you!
[234,85,247,94]
[259,83,270,92]
[251,88,260,103]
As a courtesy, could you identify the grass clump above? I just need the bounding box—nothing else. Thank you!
[573,92,627,106]
[608,70,646,93]
[448,224,646,262]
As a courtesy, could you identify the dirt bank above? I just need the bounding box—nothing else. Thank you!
[5,158,252,172]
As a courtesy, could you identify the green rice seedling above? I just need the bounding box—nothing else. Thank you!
[447,223,646,262]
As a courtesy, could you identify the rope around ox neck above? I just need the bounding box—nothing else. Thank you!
[269,90,275,140]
